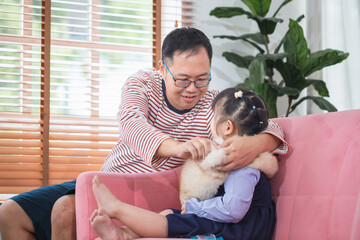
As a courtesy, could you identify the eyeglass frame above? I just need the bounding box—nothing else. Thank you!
[163,62,212,88]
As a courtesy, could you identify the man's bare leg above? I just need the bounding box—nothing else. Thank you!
[51,195,76,240]
[0,199,36,240]
[90,208,140,240]
[92,175,168,238]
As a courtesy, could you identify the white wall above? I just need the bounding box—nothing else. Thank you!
[192,0,308,116]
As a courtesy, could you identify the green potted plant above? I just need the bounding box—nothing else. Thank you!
[210,0,349,117]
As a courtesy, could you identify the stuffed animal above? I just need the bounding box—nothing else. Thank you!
[179,137,228,204]
[179,137,278,204]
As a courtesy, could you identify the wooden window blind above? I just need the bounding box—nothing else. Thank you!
[0,0,194,198]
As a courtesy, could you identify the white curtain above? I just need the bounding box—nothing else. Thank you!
[321,0,360,111]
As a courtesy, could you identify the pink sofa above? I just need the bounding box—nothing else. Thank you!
[76,109,360,240]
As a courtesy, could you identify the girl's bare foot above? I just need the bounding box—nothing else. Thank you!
[92,175,121,216]
[90,208,124,240]
[90,208,140,240]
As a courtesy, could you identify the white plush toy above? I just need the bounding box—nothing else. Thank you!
[179,137,278,204]
[179,137,228,204]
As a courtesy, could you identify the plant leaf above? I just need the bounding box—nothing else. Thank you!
[310,97,337,112]
[211,7,282,35]
[274,61,307,98]
[255,53,289,78]
[270,83,300,97]
[291,96,337,112]
[241,0,271,17]
[304,49,349,76]
[248,59,265,87]
[306,79,329,97]
[253,83,278,118]
[255,53,289,62]
[210,7,254,19]
[242,39,266,53]
[222,52,255,69]
[256,17,283,35]
[214,34,265,53]
[295,14,305,22]
[272,0,292,17]
[283,19,308,70]
[274,15,304,53]
[214,32,266,44]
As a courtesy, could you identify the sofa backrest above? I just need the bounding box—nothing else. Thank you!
[271,110,360,240]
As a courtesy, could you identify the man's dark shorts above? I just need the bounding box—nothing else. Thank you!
[11,180,76,240]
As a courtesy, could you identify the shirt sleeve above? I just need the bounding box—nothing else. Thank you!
[117,74,170,167]
[185,168,260,223]
[262,120,289,155]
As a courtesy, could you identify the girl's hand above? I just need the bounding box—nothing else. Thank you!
[176,137,215,162]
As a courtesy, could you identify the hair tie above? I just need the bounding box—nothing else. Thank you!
[252,105,256,110]
[234,90,243,99]
[259,121,263,125]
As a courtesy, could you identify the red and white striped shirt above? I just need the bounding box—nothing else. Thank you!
[101,70,289,173]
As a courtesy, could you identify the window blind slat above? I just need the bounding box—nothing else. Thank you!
[50,156,105,164]
[0,132,41,139]
[1,164,42,171]
[0,172,42,179]
[0,179,42,187]
[49,149,110,157]
[0,148,42,155]
[0,140,41,148]
[50,141,115,149]
[0,156,42,163]
[50,164,102,172]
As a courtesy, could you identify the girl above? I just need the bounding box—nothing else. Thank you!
[90,88,276,240]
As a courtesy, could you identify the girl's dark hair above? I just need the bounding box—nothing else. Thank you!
[161,27,212,65]
[211,88,269,136]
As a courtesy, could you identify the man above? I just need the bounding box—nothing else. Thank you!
[0,27,288,240]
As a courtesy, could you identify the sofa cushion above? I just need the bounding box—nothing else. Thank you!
[271,110,360,239]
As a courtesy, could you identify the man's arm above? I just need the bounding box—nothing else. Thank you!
[117,74,170,166]
[219,120,289,176]
[220,133,280,171]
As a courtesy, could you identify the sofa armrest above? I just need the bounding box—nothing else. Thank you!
[75,168,182,240]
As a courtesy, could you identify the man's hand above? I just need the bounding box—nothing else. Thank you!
[156,137,216,162]
[176,137,215,162]
[219,133,280,172]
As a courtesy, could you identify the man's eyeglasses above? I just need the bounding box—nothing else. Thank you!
[163,62,211,88]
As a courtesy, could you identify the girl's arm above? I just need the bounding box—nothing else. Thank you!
[184,168,260,223]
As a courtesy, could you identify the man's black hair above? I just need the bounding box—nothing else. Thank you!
[161,27,212,65]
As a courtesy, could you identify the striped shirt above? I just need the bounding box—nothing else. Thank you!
[101,70,289,173]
